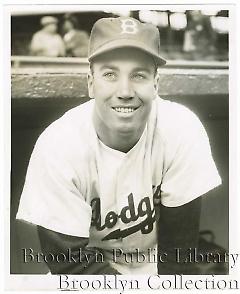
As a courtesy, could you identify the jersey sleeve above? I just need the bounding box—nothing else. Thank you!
[16,128,92,237]
[160,105,222,207]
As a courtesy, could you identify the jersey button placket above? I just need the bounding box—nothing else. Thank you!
[115,165,125,245]
[116,163,135,251]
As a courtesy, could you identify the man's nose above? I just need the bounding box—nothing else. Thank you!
[117,77,134,99]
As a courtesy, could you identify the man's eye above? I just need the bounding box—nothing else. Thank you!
[103,72,117,80]
[132,73,147,81]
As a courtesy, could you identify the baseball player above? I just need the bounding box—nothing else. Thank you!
[16,16,221,275]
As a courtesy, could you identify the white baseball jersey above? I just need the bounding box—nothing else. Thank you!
[16,96,221,274]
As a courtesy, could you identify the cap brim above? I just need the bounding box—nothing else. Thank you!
[88,38,166,66]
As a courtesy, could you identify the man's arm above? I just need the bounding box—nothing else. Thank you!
[37,226,120,274]
[157,197,202,274]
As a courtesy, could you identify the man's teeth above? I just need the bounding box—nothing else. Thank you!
[114,107,135,113]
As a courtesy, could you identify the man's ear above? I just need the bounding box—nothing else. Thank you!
[87,72,94,99]
[153,70,160,99]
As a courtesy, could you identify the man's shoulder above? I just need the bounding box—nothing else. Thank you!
[155,97,202,130]
[37,100,94,155]
[62,99,94,124]
[154,97,206,143]
[54,33,65,42]
[32,30,44,39]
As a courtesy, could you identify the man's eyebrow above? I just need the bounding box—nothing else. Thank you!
[132,67,152,73]
[99,65,119,71]
[98,65,152,73]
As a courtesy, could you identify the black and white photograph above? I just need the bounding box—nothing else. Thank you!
[2,1,240,292]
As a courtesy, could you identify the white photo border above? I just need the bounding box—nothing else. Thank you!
[2,0,240,293]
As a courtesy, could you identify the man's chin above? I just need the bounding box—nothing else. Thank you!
[113,122,142,137]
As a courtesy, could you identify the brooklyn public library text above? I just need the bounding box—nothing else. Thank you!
[22,247,237,268]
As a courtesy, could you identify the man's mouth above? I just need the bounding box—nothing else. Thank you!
[112,107,138,113]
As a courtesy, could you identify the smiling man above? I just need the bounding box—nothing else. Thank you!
[16,16,221,275]
[90,47,158,153]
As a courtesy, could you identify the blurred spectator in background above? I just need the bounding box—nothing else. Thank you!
[183,10,216,60]
[62,13,89,57]
[30,16,65,57]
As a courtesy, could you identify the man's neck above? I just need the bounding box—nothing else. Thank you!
[102,132,142,153]
[93,116,145,153]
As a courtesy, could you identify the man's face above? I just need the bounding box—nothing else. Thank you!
[45,23,58,34]
[63,20,73,33]
[88,48,159,138]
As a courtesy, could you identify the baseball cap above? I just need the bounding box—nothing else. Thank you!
[40,16,58,27]
[88,17,166,66]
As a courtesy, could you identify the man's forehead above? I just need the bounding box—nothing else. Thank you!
[99,64,154,72]
[90,62,156,76]
[90,47,157,70]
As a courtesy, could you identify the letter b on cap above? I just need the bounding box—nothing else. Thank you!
[120,19,138,34]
